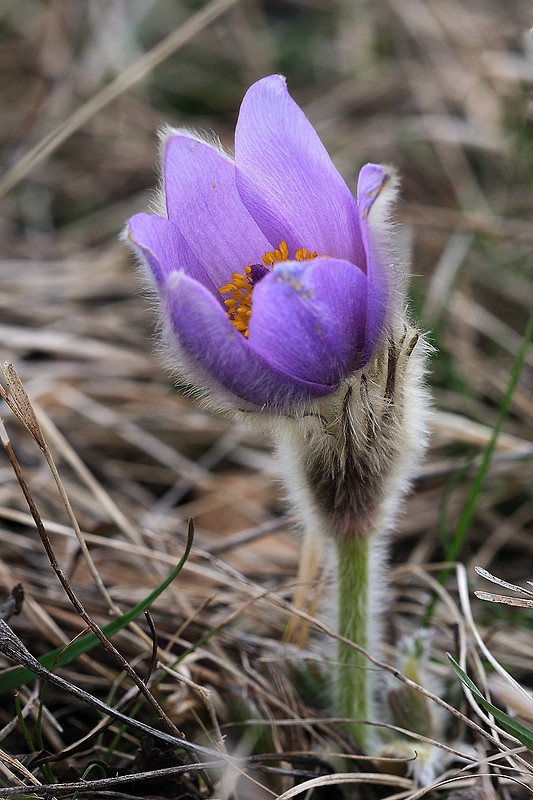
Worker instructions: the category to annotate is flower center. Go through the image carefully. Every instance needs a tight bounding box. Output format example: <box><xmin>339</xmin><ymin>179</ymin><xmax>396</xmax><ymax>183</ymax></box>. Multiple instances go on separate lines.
<box><xmin>219</xmin><ymin>240</ymin><xmax>319</xmax><ymax>337</ymax></box>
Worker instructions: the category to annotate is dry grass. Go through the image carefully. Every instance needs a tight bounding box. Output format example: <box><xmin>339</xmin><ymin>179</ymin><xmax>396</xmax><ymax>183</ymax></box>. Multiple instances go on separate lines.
<box><xmin>0</xmin><ymin>0</ymin><xmax>532</xmax><ymax>797</ymax></box>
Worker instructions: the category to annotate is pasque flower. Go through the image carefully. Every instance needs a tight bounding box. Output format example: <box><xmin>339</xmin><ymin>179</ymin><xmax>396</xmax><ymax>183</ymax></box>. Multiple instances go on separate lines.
<box><xmin>126</xmin><ymin>75</ymin><xmax>430</xmax><ymax>755</ymax></box>
<box><xmin>125</xmin><ymin>74</ymin><xmax>396</xmax><ymax>410</ymax></box>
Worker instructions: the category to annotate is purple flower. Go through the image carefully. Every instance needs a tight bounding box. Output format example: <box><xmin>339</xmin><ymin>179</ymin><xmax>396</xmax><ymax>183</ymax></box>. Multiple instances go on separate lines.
<box><xmin>125</xmin><ymin>75</ymin><xmax>397</xmax><ymax>410</ymax></box>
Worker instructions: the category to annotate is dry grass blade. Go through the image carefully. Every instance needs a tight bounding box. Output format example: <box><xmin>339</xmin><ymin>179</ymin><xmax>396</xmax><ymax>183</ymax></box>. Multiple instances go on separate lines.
<box><xmin>475</xmin><ymin>593</ymin><xmax>533</xmax><ymax>608</ymax></box>
<box><xmin>33</xmin><ymin>403</ymin><xmax>146</xmax><ymax>547</ymax></box>
<box><xmin>0</xmin><ymin>0</ymin><xmax>241</xmax><ymax>200</ymax></box>
<box><xmin>399</xmin><ymin>204</ymin><xmax>533</xmax><ymax>242</ymax></box>
<box><xmin>475</xmin><ymin>566</ymin><xmax>533</xmax><ymax>597</ymax></box>
<box><xmin>475</xmin><ymin>566</ymin><xmax>533</xmax><ymax>607</ymax></box>
<box><xmin>0</xmin><ymin>747</ymin><xmax>43</xmax><ymax>789</ymax></box>
<box><xmin>0</xmin><ymin>362</ymin><xmax>45</xmax><ymax>450</ymax></box>
<box><xmin>274</xmin><ymin>771</ymin><xmax>414</xmax><ymax>799</ymax></box>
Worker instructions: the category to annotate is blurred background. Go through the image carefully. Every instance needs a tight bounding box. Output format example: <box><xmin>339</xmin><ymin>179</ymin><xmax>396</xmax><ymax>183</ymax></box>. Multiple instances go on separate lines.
<box><xmin>0</xmin><ymin>1</ymin><xmax>532</xmax><ymax>797</ymax></box>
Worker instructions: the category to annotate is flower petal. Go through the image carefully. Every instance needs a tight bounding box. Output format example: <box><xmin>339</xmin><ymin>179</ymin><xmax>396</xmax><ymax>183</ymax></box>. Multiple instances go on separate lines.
<box><xmin>357</xmin><ymin>163</ymin><xmax>397</xmax><ymax>358</ymax></box>
<box><xmin>165</xmin><ymin>272</ymin><xmax>338</xmax><ymax>407</ymax></box>
<box><xmin>127</xmin><ymin>213</ymin><xmax>223</xmax><ymax>293</ymax></box>
<box><xmin>234</xmin><ymin>75</ymin><xmax>365</xmax><ymax>266</ymax></box>
<box><xmin>163</xmin><ymin>134</ymin><xmax>272</xmax><ymax>277</ymax></box>
<box><xmin>248</xmin><ymin>257</ymin><xmax>369</xmax><ymax>384</ymax></box>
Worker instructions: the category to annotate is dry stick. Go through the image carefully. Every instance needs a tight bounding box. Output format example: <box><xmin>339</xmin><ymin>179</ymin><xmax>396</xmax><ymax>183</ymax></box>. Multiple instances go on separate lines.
<box><xmin>0</xmin><ymin>762</ymin><xmax>224</xmax><ymax>800</ymax></box>
<box><xmin>143</xmin><ymin>610</ymin><xmax>160</xmax><ymax>686</ymax></box>
<box><xmin>0</xmin><ymin>743</ymin><xmax>60</xmax><ymax>800</ymax></box>
<box><xmin>0</xmin><ymin>416</ymin><xmax>182</xmax><ymax>739</ymax></box>
<box><xmin>0</xmin><ymin>0</ymin><xmax>241</xmax><ymax>200</ymax></box>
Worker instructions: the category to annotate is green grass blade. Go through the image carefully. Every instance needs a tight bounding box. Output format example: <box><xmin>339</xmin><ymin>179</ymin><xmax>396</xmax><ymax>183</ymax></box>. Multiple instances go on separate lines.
<box><xmin>448</xmin><ymin>654</ymin><xmax>533</xmax><ymax>750</ymax></box>
<box><xmin>0</xmin><ymin>520</ymin><xmax>194</xmax><ymax>695</ymax></box>
<box><xmin>446</xmin><ymin>310</ymin><xmax>533</xmax><ymax>564</ymax></box>
<box><xmin>425</xmin><ymin>311</ymin><xmax>533</xmax><ymax>624</ymax></box>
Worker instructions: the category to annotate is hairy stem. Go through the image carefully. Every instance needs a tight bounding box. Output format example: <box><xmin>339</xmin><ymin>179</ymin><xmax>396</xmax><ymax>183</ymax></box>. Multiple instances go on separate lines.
<box><xmin>269</xmin><ymin>328</ymin><xmax>428</xmax><ymax>754</ymax></box>
<box><xmin>336</xmin><ymin>535</ymin><xmax>372</xmax><ymax>751</ymax></box>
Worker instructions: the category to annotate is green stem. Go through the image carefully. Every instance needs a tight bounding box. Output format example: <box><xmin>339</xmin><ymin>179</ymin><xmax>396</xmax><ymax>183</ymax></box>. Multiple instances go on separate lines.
<box><xmin>336</xmin><ymin>535</ymin><xmax>371</xmax><ymax>751</ymax></box>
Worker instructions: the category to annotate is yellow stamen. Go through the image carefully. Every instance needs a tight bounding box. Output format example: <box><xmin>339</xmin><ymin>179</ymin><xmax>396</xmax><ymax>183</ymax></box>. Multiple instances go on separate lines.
<box><xmin>295</xmin><ymin>247</ymin><xmax>318</xmax><ymax>261</ymax></box>
<box><xmin>219</xmin><ymin>241</ymin><xmax>322</xmax><ymax>337</ymax></box>
<box><xmin>262</xmin><ymin>240</ymin><xmax>289</xmax><ymax>266</ymax></box>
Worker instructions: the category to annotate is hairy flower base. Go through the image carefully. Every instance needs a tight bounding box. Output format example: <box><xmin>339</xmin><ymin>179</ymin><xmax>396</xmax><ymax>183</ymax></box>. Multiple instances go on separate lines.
<box><xmin>219</xmin><ymin>240</ymin><xmax>320</xmax><ymax>336</ymax></box>
<box><xmin>272</xmin><ymin>321</ymin><xmax>429</xmax><ymax>541</ymax></box>
<box><xmin>306</xmin><ymin>330</ymin><xmax>419</xmax><ymax>539</ymax></box>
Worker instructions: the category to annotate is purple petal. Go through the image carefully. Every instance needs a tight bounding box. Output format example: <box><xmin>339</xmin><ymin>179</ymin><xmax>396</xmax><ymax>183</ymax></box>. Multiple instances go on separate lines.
<box><xmin>165</xmin><ymin>272</ymin><xmax>338</xmax><ymax>407</ymax></box>
<box><xmin>249</xmin><ymin>257</ymin><xmax>368</xmax><ymax>383</ymax></box>
<box><xmin>127</xmin><ymin>213</ymin><xmax>224</xmax><ymax>294</ymax></box>
<box><xmin>163</xmin><ymin>134</ymin><xmax>272</xmax><ymax>277</ymax></box>
<box><xmin>357</xmin><ymin>164</ymin><xmax>396</xmax><ymax>358</ymax></box>
<box><xmin>235</xmin><ymin>75</ymin><xmax>365</xmax><ymax>266</ymax></box>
